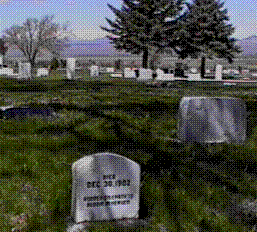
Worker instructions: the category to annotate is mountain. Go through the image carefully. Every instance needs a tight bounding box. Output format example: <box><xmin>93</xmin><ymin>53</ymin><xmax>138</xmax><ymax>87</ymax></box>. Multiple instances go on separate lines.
<box><xmin>4</xmin><ymin>35</ymin><xmax>257</xmax><ymax>59</ymax></box>
<box><xmin>235</xmin><ymin>35</ymin><xmax>257</xmax><ymax>56</ymax></box>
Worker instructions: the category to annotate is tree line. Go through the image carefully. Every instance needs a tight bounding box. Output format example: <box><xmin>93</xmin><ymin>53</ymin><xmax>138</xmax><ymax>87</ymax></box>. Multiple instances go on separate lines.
<box><xmin>0</xmin><ymin>0</ymin><xmax>241</xmax><ymax>79</ymax></box>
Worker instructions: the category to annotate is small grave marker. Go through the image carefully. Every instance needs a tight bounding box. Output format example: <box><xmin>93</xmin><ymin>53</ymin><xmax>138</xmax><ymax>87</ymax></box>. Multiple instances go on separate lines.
<box><xmin>124</xmin><ymin>68</ymin><xmax>136</xmax><ymax>78</ymax></box>
<box><xmin>37</xmin><ymin>68</ymin><xmax>49</xmax><ymax>77</ymax></box>
<box><xmin>106</xmin><ymin>67</ymin><xmax>115</xmax><ymax>72</ymax></box>
<box><xmin>215</xmin><ymin>64</ymin><xmax>223</xmax><ymax>80</ymax></box>
<box><xmin>137</xmin><ymin>68</ymin><xmax>153</xmax><ymax>81</ymax></box>
<box><xmin>71</xmin><ymin>152</ymin><xmax>140</xmax><ymax>223</ymax></box>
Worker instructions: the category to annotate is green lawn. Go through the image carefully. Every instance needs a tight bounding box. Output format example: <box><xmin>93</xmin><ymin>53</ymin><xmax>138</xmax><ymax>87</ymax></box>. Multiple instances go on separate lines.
<box><xmin>0</xmin><ymin>72</ymin><xmax>257</xmax><ymax>231</ymax></box>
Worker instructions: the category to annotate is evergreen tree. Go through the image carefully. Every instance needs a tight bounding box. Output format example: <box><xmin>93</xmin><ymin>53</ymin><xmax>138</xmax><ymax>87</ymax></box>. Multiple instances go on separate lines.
<box><xmin>0</xmin><ymin>38</ymin><xmax>9</xmax><ymax>66</ymax></box>
<box><xmin>170</xmin><ymin>0</ymin><xmax>242</xmax><ymax>78</ymax></box>
<box><xmin>100</xmin><ymin>0</ymin><xmax>189</xmax><ymax>69</ymax></box>
<box><xmin>49</xmin><ymin>57</ymin><xmax>60</xmax><ymax>75</ymax></box>
<box><xmin>0</xmin><ymin>38</ymin><xmax>8</xmax><ymax>56</ymax></box>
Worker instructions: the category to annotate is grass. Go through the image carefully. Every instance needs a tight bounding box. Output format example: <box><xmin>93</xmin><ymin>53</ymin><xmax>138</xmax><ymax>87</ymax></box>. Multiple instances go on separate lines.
<box><xmin>0</xmin><ymin>71</ymin><xmax>257</xmax><ymax>231</ymax></box>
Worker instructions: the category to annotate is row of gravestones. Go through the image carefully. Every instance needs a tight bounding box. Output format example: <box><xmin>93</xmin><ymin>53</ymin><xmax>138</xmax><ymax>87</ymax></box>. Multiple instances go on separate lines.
<box><xmin>90</xmin><ymin>65</ymin><xmax>225</xmax><ymax>81</ymax></box>
<box><xmin>67</xmin><ymin>97</ymin><xmax>249</xmax><ymax>231</ymax></box>
<box><xmin>0</xmin><ymin>57</ymin><xmax>77</xmax><ymax>79</ymax></box>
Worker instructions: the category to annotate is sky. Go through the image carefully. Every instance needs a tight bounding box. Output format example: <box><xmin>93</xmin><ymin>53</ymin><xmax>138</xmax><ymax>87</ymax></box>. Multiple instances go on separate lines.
<box><xmin>0</xmin><ymin>0</ymin><xmax>256</xmax><ymax>41</ymax></box>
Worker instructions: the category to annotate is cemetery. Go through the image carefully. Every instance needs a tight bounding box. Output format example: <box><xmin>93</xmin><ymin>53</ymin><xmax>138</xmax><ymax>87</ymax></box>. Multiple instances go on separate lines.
<box><xmin>0</xmin><ymin>67</ymin><xmax>257</xmax><ymax>231</ymax></box>
<box><xmin>0</xmin><ymin>50</ymin><xmax>257</xmax><ymax>232</ymax></box>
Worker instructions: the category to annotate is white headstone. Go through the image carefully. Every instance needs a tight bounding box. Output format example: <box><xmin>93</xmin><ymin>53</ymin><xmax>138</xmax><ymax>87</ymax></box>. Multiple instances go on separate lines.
<box><xmin>137</xmin><ymin>68</ymin><xmax>153</xmax><ymax>81</ymax></box>
<box><xmin>156</xmin><ymin>68</ymin><xmax>164</xmax><ymax>80</ymax></box>
<box><xmin>0</xmin><ymin>55</ymin><xmax>3</xmax><ymax>67</ymax></box>
<box><xmin>215</xmin><ymin>64</ymin><xmax>223</xmax><ymax>80</ymax></box>
<box><xmin>106</xmin><ymin>67</ymin><xmax>115</xmax><ymax>73</ymax></box>
<box><xmin>124</xmin><ymin>68</ymin><xmax>136</xmax><ymax>78</ymax></box>
<box><xmin>190</xmin><ymin>68</ymin><xmax>197</xmax><ymax>73</ymax></box>
<box><xmin>90</xmin><ymin>66</ymin><xmax>99</xmax><ymax>77</ymax></box>
<box><xmin>67</xmin><ymin>58</ymin><xmax>76</xmax><ymax>79</ymax></box>
<box><xmin>177</xmin><ymin>97</ymin><xmax>247</xmax><ymax>145</ymax></box>
<box><xmin>71</xmin><ymin>152</ymin><xmax>140</xmax><ymax>223</ymax></box>
<box><xmin>156</xmin><ymin>68</ymin><xmax>175</xmax><ymax>81</ymax></box>
<box><xmin>37</xmin><ymin>68</ymin><xmax>49</xmax><ymax>77</ymax></box>
<box><xmin>242</xmin><ymin>69</ymin><xmax>249</xmax><ymax>75</ymax></box>
<box><xmin>0</xmin><ymin>68</ymin><xmax>13</xmax><ymax>75</ymax></box>
<box><xmin>19</xmin><ymin>63</ymin><xmax>31</xmax><ymax>79</ymax></box>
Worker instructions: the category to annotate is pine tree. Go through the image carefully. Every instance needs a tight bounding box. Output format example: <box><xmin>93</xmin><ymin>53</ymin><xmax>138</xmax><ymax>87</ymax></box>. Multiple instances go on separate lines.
<box><xmin>0</xmin><ymin>38</ymin><xmax>9</xmax><ymax>67</ymax></box>
<box><xmin>100</xmin><ymin>0</ymin><xmax>189</xmax><ymax>69</ymax></box>
<box><xmin>171</xmin><ymin>0</ymin><xmax>242</xmax><ymax>78</ymax></box>
<box><xmin>0</xmin><ymin>38</ymin><xmax>8</xmax><ymax>56</ymax></box>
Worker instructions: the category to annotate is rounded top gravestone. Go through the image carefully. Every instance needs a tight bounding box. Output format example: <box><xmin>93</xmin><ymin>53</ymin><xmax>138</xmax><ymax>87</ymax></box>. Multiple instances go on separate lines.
<box><xmin>177</xmin><ymin>97</ymin><xmax>247</xmax><ymax>145</ymax></box>
<box><xmin>71</xmin><ymin>152</ymin><xmax>140</xmax><ymax>224</ymax></box>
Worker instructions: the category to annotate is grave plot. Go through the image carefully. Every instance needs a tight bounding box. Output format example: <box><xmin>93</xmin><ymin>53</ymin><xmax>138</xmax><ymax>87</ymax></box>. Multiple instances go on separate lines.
<box><xmin>0</xmin><ymin>106</ymin><xmax>57</xmax><ymax>120</ymax></box>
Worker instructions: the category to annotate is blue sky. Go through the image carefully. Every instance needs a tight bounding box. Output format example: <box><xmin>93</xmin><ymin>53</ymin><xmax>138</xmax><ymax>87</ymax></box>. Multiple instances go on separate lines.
<box><xmin>0</xmin><ymin>0</ymin><xmax>256</xmax><ymax>41</ymax></box>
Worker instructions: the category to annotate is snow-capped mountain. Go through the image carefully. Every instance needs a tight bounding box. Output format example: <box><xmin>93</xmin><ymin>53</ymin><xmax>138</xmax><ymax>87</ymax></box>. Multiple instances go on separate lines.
<box><xmin>4</xmin><ymin>35</ymin><xmax>257</xmax><ymax>58</ymax></box>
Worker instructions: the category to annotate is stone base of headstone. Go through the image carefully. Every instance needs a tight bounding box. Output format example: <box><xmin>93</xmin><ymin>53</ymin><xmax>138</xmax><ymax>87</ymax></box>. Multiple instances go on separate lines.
<box><xmin>66</xmin><ymin>216</ymin><xmax>152</xmax><ymax>232</ymax></box>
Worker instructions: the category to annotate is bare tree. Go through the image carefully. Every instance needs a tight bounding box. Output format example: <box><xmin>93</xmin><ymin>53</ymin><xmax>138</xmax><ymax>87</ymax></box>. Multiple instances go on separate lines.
<box><xmin>2</xmin><ymin>15</ymin><xmax>74</xmax><ymax>78</ymax></box>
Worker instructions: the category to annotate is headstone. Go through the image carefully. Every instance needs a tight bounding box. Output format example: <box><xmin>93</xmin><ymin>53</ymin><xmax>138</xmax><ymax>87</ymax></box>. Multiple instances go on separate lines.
<box><xmin>106</xmin><ymin>67</ymin><xmax>115</xmax><ymax>73</ymax></box>
<box><xmin>156</xmin><ymin>68</ymin><xmax>175</xmax><ymax>81</ymax></box>
<box><xmin>156</xmin><ymin>68</ymin><xmax>164</xmax><ymax>80</ymax></box>
<box><xmin>242</xmin><ymin>69</ymin><xmax>249</xmax><ymax>75</ymax></box>
<box><xmin>90</xmin><ymin>66</ymin><xmax>99</xmax><ymax>77</ymax></box>
<box><xmin>124</xmin><ymin>68</ymin><xmax>136</xmax><ymax>78</ymax></box>
<box><xmin>215</xmin><ymin>64</ymin><xmax>222</xmax><ymax>80</ymax></box>
<box><xmin>206</xmin><ymin>69</ymin><xmax>211</xmax><ymax>74</ymax></box>
<box><xmin>190</xmin><ymin>68</ymin><xmax>198</xmax><ymax>73</ymax></box>
<box><xmin>67</xmin><ymin>58</ymin><xmax>76</xmax><ymax>79</ymax></box>
<box><xmin>71</xmin><ymin>152</ymin><xmax>140</xmax><ymax>223</ymax></box>
<box><xmin>177</xmin><ymin>97</ymin><xmax>247</xmax><ymax>144</ymax></box>
<box><xmin>0</xmin><ymin>68</ymin><xmax>13</xmax><ymax>75</ymax></box>
<box><xmin>0</xmin><ymin>55</ymin><xmax>3</xmax><ymax>67</ymax></box>
<box><xmin>137</xmin><ymin>68</ymin><xmax>153</xmax><ymax>81</ymax></box>
<box><xmin>19</xmin><ymin>63</ymin><xmax>31</xmax><ymax>79</ymax></box>
<box><xmin>37</xmin><ymin>68</ymin><xmax>49</xmax><ymax>77</ymax></box>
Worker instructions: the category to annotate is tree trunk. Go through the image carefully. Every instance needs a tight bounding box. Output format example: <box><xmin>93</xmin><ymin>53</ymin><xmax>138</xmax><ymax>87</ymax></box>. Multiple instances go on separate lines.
<box><xmin>201</xmin><ymin>56</ymin><xmax>206</xmax><ymax>79</ymax></box>
<box><xmin>142</xmin><ymin>49</ymin><xmax>149</xmax><ymax>69</ymax></box>
<box><xmin>30</xmin><ymin>59</ymin><xmax>36</xmax><ymax>80</ymax></box>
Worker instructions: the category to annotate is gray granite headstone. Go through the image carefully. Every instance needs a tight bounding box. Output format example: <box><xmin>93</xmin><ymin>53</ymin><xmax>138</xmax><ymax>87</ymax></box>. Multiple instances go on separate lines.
<box><xmin>177</xmin><ymin>97</ymin><xmax>247</xmax><ymax>145</ymax></box>
<box><xmin>71</xmin><ymin>152</ymin><xmax>140</xmax><ymax>223</ymax></box>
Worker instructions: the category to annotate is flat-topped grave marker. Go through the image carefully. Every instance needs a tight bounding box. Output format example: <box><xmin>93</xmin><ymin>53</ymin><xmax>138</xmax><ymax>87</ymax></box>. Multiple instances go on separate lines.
<box><xmin>137</xmin><ymin>68</ymin><xmax>153</xmax><ymax>81</ymax></box>
<box><xmin>124</xmin><ymin>68</ymin><xmax>136</xmax><ymax>78</ymax></box>
<box><xmin>177</xmin><ymin>97</ymin><xmax>247</xmax><ymax>145</ymax></box>
<box><xmin>71</xmin><ymin>152</ymin><xmax>140</xmax><ymax>223</ymax></box>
